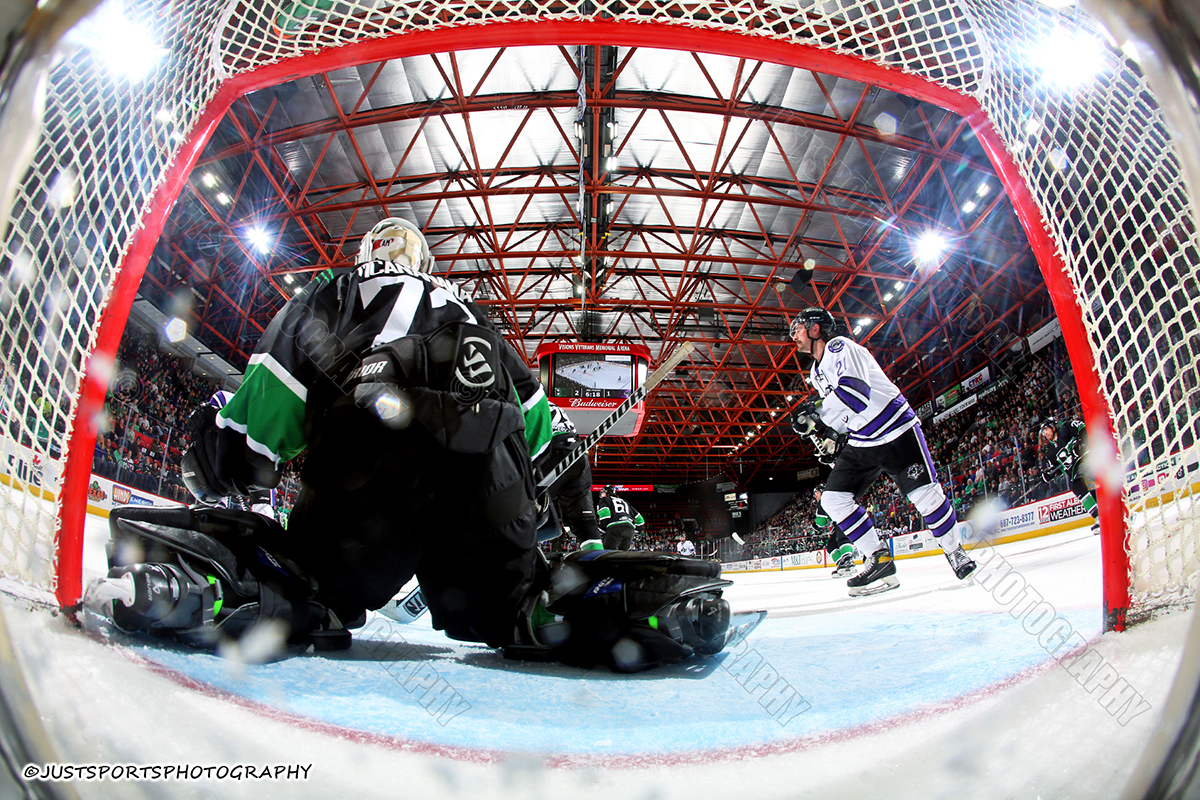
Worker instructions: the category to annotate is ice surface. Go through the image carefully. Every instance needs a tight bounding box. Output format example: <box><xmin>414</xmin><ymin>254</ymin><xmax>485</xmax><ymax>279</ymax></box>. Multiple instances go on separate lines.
<box><xmin>0</xmin><ymin>514</ymin><xmax>1189</xmax><ymax>799</ymax></box>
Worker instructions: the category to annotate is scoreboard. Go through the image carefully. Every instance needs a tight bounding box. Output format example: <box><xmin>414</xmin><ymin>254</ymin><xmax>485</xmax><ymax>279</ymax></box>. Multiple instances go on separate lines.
<box><xmin>534</xmin><ymin>341</ymin><xmax>651</xmax><ymax>436</ymax></box>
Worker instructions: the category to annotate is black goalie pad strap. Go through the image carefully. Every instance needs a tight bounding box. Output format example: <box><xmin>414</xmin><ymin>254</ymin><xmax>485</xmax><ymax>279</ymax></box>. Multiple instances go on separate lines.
<box><xmin>108</xmin><ymin>506</ymin><xmax>290</xmax><ymax>599</ymax></box>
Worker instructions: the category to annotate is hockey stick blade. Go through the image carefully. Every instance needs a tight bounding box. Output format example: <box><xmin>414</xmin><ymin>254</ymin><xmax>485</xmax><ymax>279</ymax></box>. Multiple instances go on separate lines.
<box><xmin>536</xmin><ymin>341</ymin><xmax>696</xmax><ymax>493</ymax></box>
<box><xmin>718</xmin><ymin>610</ymin><xmax>767</xmax><ymax>651</ymax></box>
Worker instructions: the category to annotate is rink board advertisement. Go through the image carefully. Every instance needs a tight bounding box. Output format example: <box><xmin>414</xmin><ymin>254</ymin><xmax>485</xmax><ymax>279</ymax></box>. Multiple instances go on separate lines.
<box><xmin>83</xmin><ymin>474</ymin><xmax>184</xmax><ymax>514</ymax></box>
<box><xmin>0</xmin><ymin>435</ymin><xmax>55</xmax><ymax>496</ymax></box>
<box><xmin>0</xmin><ymin>435</ymin><xmax>183</xmax><ymax>514</ymax></box>
<box><xmin>1124</xmin><ymin>445</ymin><xmax>1200</xmax><ymax>504</ymax></box>
<box><xmin>724</xmin><ymin>552</ymin><xmax>826</xmax><ymax>573</ymax></box>
<box><xmin>724</xmin><ymin>491</ymin><xmax>1098</xmax><ymax>572</ymax></box>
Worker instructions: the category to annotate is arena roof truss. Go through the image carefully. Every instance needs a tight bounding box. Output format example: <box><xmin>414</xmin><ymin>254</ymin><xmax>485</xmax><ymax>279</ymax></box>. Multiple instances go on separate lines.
<box><xmin>139</xmin><ymin>43</ymin><xmax>1050</xmax><ymax>486</ymax></box>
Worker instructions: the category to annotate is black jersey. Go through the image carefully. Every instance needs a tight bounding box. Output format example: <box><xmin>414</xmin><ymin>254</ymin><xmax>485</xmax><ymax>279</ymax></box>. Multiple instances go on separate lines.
<box><xmin>216</xmin><ymin>260</ymin><xmax>552</xmax><ymax>475</ymax></box>
<box><xmin>597</xmin><ymin>494</ymin><xmax>645</xmax><ymax>530</ymax></box>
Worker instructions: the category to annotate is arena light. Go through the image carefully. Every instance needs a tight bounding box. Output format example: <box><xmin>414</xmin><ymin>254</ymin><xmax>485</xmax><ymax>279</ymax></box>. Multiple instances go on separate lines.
<box><xmin>1029</xmin><ymin>27</ymin><xmax>1107</xmax><ymax>91</ymax></box>
<box><xmin>68</xmin><ymin>1</ymin><xmax>167</xmax><ymax>83</ymax></box>
<box><xmin>216</xmin><ymin>192</ymin><xmax>231</xmax><ymax>206</ymax></box>
<box><xmin>245</xmin><ymin>227</ymin><xmax>272</xmax><ymax>254</ymax></box>
<box><xmin>201</xmin><ymin>173</ymin><xmax>218</xmax><ymax>188</ymax></box>
<box><xmin>164</xmin><ymin>317</ymin><xmax>187</xmax><ymax>343</ymax></box>
<box><xmin>914</xmin><ymin>229</ymin><xmax>950</xmax><ymax>265</ymax></box>
<box><xmin>962</xmin><ymin>200</ymin><xmax>977</xmax><ymax>214</ymax></box>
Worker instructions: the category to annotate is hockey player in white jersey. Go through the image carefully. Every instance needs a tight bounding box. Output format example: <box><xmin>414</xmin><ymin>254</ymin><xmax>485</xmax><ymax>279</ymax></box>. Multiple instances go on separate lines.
<box><xmin>789</xmin><ymin>307</ymin><xmax>975</xmax><ymax>595</ymax></box>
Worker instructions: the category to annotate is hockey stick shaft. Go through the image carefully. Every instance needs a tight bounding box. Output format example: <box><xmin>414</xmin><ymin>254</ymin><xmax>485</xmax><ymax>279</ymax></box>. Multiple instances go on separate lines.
<box><xmin>535</xmin><ymin>340</ymin><xmax>695</xmax><ymax>492</ymax></box>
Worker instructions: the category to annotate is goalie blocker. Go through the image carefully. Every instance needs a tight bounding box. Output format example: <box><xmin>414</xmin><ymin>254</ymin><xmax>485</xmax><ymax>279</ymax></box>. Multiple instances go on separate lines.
<box><xmin>87</xmin><ymin>507</ymin><xmax>736</xmax><ymax>671</ymax></box>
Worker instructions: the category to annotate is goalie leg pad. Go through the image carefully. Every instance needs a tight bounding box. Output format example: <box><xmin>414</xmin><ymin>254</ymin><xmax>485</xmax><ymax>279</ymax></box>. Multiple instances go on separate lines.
<box><xmin>510</xmin><ymin>550</ymin><xmax>733</xmax><ymax>672</ymax></box>
<box><xmin>102</xmin><ymin>506</ymin><xmax>349</xmax><ymax>652</ymax></box>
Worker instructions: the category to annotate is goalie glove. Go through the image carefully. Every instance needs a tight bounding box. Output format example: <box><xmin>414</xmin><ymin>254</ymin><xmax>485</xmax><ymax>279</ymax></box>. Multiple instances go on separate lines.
<box><xmin>180</xmin><ymin>402</ymin><xmax>281</xmax><ymax>505</ymax></box>
<box><xmin>508</xmin><ymin>550</ymin><xmax>732</xmax><ymax>673</ymax></box>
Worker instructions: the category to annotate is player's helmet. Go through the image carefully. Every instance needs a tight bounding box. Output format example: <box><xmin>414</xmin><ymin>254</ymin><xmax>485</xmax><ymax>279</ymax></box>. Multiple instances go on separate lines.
<box><xmin>601</xmin><ymin>485</ymin><xmax>616</xmax><ymax>496</ymax></box>
<box><xmin>356</xmin><ymin>217</ymin><xmax>433</xmax><ymax>273</ymax></box>
<box><xmin>814</xmin><ymin>483</ymin><xmax>825</xmax><ymax>496</ymax></box>
<box><xmin>789</xmin><ymin>307</ymin><xmax>837</xmax><ymax>341</ymax></box>
<box><xmin>1040</xmin><ymin>416</ymin><xmax>1057</xmax><ymax>438</ymax></box>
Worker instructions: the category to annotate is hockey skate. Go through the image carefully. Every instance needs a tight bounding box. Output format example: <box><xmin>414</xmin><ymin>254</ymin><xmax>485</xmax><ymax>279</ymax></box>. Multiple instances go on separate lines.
<box><xmin>830</xmin><ymin>552</ymin><xmax>856</xmax><ymax>578</ymax></box>
<box><xmin>945</xmin><ymin>546</ymin><xmax>977</xmax><ymax>580</ymax></box>
<box><xmin>846</xmin><ymin>548</ymin><xmax>899</xmax><ymax>596</ymax></box>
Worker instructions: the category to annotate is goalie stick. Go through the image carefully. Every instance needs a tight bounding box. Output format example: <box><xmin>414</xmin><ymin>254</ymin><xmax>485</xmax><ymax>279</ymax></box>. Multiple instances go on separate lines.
<box><xmin>381</xmin><ymin>341</ymin><xmax>696</xmax><ymax>624</ymax></box>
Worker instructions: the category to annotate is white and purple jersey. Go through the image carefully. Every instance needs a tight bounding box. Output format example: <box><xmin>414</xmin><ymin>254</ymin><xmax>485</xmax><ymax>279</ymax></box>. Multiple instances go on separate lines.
<box><xmin>810</xmin><ymin>336</ymin><xmax>917</xmax><ymax>448</ymax></box>
<box><xmin>207</xmin><ymin>390</ymin><xmax>235</xmax><ymax>409</ymax></box>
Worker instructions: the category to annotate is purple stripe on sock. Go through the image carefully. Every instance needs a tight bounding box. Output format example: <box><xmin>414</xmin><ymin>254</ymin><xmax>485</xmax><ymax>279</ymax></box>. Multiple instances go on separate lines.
<box><xmin>844</xmin><ymin>519</ymin><xmax>876</xmax><ymax>542</ymax></box>
<box><xmin>927</xmin><ymin>499</ymin><xmax>956</xmax><ymax>537</ymax></box>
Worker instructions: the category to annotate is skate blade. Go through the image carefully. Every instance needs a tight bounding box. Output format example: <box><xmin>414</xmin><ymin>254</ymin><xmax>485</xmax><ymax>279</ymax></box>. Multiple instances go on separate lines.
<box><xmin>848</xmin><ymin>576</ymin><xmax>900</xmax><ymax>597</ymax></box>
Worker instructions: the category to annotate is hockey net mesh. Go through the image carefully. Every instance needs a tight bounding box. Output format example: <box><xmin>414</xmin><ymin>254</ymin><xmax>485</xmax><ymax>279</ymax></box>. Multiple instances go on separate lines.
<box><xmin>0</xmin><ymin>0</ymin><xmax>1196</xmax><ymax>621</ymax></box>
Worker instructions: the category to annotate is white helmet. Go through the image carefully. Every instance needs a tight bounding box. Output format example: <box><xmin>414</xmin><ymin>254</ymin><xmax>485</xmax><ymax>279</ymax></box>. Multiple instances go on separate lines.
<box><xmin>356</xmin><ymin>217</ymin><xmax>433</xmax><ymax>273</ymax></box>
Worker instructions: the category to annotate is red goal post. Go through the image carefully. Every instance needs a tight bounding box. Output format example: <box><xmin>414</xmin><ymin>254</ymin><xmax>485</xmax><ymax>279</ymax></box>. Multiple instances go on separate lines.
<box><xmin>1</xmin><ymin>1</ymin><xmax>1193</xmax><ymax>631</ymax></box>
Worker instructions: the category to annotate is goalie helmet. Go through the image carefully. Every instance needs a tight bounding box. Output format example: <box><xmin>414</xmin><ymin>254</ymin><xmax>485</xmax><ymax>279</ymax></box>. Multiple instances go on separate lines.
<box><xmin>788</xmin><ymin>307</ymin><xmax>837</xmax><ymax>341</ymax></box>
<box><xmin>356</xmin><ymin>217</ymin><xmax>433</xmax><ymax>273</ymax></box>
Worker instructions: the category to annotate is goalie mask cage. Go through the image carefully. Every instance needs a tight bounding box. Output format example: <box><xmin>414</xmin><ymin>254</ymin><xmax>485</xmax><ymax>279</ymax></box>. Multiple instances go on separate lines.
<box><xmin>1</xmin><ymin>0</ymin><xmax>1197</xmax><ymax>630</ymax></box>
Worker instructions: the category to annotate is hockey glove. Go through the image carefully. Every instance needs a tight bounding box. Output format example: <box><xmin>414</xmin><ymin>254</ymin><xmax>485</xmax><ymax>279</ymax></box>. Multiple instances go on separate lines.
<box><xmin>508</xmin><ymin>550</ymin><xmax>733</xmax><ymax>672</ymax></box>
<box><xmin>180</xmin><ymin>405</ymin><xmax>234</xmax><ymax>504</ymax></box>
<box><xmin>181</xmin><ymin>405</ymin><xmax>282</xmax><ymax>505</ymax></box>
<box><xmin>791</xmin><ymin>397</ymin><xmax>825</xmax><ymax>436</ymax></box>
<box><xmin>791</xmin><ymin>410</ymin><xmax>819</xmax><ymax>437</ymax></box>
<box><xmin>811</xmin><ymin>432</ymin><xmax>846</xmax><ymax>466</ymax></box>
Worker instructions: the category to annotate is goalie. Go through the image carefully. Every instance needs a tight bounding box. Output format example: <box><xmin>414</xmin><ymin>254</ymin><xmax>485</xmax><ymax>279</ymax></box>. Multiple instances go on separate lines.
<box><xmin>788</xmin><ymin>306</ymin><xmax>976</xmax><ymax>596</ymax></box>
<box><xmin>87</xmin><ymin>217</ymin><xmax>732</xmax><ymax>672</ymax></box>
